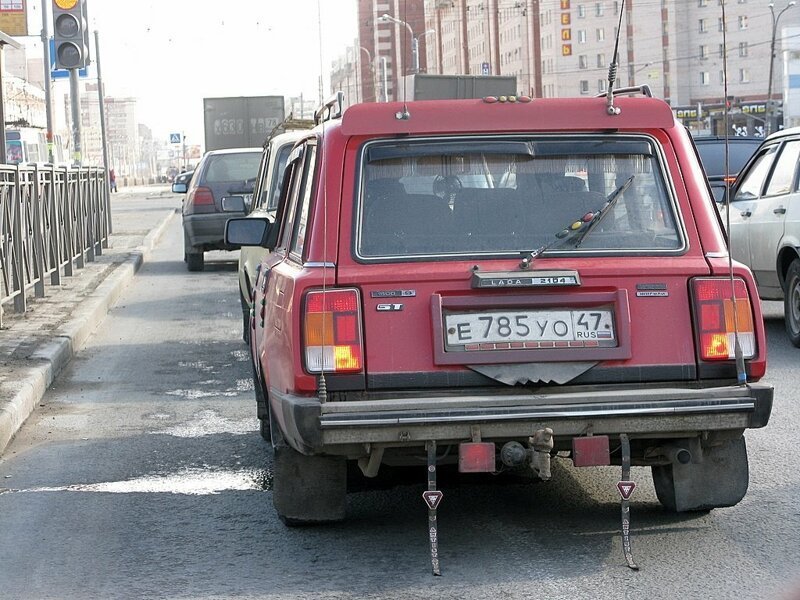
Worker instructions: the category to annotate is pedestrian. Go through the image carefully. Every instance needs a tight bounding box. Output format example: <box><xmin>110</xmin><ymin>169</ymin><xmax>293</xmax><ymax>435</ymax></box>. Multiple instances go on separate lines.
<box><xmin>109</xmin><ymin>168</ymin><xmax>117</xmax><ymax>192</ymax></box>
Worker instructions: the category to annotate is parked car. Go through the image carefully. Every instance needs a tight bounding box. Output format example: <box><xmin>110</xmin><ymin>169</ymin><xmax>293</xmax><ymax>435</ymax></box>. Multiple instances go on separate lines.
<box><xmin>225</xmin><ymin>92</ymin><xmax>772</xmax><ymax>526</ymax></box>
<box><xmin>172</xmin><ymin>169</ymin><xmax>194</xmax><ymax>189</ymax></box>
<box><xmin>727</xmin><ymin>126</ymin><xmax>800</xmax><ymax>346</ymax></box>
<box><xmin>237</xmin><ymin>129</ymin><xmax>312</xmax><ymax>344</ymax></box>
<box><xmin>175</xmin><ymin>147</ymin><xmax>261</xmax><ymax>271</ymax></box>
<box><xmin>693</xmin><ymin>136</ymin><xmax>762</xmax><ymax>203</ymax></box>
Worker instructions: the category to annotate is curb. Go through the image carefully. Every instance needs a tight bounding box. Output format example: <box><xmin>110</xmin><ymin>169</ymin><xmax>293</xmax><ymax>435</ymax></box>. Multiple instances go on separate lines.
<box><xmin>0</xmin><ymin>209</ymin><xmax>177</xmax><ymax>455</ymax></box>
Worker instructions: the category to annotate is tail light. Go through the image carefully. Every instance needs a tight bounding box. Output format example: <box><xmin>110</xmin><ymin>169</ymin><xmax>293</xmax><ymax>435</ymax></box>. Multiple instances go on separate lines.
<box><xmin>303</xmin><ymin>288</ymin><xmax>364</xmax><ymax>373</ymax></box>
<box><xmin>691</xmin><ymin>277</ymin><xmax>756</xmax><ymax>361</ymax></box>
<box><xmin>187</xmin><ymin>186</ymin><xmax>215</xmax><ymax>214</ymax></box>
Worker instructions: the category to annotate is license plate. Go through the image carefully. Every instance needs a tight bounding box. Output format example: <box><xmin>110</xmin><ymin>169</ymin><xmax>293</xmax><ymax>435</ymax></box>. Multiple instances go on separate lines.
<box><xmin>444</xmin><ymin>308</ymin><xmax>615</xmax><ymax>348</ymax></box>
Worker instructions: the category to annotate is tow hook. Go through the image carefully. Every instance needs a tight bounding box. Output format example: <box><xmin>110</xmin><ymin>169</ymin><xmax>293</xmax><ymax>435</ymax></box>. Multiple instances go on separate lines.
<box><xmin>530</xmin><ymin>428</ymin><xmax>554</xmax><ymax>481</ymax></box>
<box><xmin>499</xmin><ymin>427</ymin><xmax>554</xmax><ymax>481</ymax></box>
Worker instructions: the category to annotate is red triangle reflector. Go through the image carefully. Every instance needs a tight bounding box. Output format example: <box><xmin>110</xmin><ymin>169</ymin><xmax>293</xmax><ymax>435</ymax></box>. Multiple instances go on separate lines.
<box><xmin>617</xmin><ymin>480</ymin><xmax>636</xmax><ymax>500</ymax></box>
<box><xmin>422</xmin><ymin>490</ymin><xmax>443</xmax><ymax>510</ymax></box>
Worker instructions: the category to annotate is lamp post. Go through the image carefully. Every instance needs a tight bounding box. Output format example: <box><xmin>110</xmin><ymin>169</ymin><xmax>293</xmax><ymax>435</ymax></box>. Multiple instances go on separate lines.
<box><xmin>379</xmin><ymin>13</ymin><xmax>419</xmax><ymax>74</ymax></box>
<box><xmin>417</xmin><ymin>29</ymin><xmax>435</xmax><ymax>73</ymax></box>
<box><xmin>359</xmin><ymin>46</ymin><xmax>376</xmax><ymax>102</ymax></box>
<box><xmin>767</xmin><ymin>1</ymin><xmax>796</xmax><ymax>135</ymax></box>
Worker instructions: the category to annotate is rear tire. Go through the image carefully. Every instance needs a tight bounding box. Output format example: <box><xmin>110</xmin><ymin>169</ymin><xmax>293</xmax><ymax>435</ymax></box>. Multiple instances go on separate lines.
<box><xmin>272</xmin><ymin>445</ymin><xmax>346</xmax><ymax>526</ymax></box>
<box><xmin>652</xmin><ymin>436</ymin><xmax>749</xmax><ymax>512</ymax></box>
<box><xmin>186</xmin><ymin>251</ymin><xmax>204</xmax><ymax>272</ymax></box>
<box><xmin>784</xmin><ymin>258</ymin><xmax>800</xmax><ymax>347</ymax></box>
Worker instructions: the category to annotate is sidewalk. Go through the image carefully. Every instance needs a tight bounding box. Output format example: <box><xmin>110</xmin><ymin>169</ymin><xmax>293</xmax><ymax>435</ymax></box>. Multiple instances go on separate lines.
<box><xmin>0</xmin><ymin>186</ymin><xmax>181</xmax><ymax>454</ymax></box>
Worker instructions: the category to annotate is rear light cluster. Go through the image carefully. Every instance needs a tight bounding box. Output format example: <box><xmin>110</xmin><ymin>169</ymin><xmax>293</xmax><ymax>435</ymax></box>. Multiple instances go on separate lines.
<box><xmin>691</xmin><ymin>277</ymin><xmax>756</xmax><ymax>361</ymax></box>
<box><xmin>303</xmin><ymin>289</ymin><xmax>364</xmax><ymax>373</ymax></box>
<box><xmin>186</xmin><ymin>186</ymin><xmax>215</xmax><ymax>214</ymax></box>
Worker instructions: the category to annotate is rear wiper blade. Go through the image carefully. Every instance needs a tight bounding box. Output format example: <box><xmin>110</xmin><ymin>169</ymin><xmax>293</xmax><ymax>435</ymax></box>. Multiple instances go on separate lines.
<box><xmin>519</xmin><ymin>175</ymin><xmax>635</xmax><ymax>269</ymax></box>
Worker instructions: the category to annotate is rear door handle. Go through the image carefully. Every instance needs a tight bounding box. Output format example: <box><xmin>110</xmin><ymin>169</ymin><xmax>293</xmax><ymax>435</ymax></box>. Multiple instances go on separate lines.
<box><xmin>740</xmin><ymin>209</ymin><xmax>752</xmax><ymax>218</ymax></box>
<box><xmin>774</xmin><ymin>206</ymin><xmax>787</xmax><ymax>215</ymax></box>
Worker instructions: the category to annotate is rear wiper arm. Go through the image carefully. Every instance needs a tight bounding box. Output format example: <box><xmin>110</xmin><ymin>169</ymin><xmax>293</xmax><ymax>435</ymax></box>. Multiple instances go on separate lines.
<box><xmin>573</xmin><ymin>175</ymin><xmax>635</xmax><ymax>248</ymax></box>
<box><xmin>519</xmin><ymin>175</ymin><xmax>635</xmax><ymax>269</ymax></box>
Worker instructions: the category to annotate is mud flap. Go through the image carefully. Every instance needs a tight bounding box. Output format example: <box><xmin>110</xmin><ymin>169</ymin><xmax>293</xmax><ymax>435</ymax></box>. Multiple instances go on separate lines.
<box><xmin>652</xmin><ymin>436</ymin><xmax>749</xmax><ymax>512</ymax></box>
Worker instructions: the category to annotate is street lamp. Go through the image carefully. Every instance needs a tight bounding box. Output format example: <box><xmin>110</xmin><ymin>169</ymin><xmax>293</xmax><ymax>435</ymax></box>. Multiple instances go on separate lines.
<box><xmin>378</xmin><ymin>13</ymin><xmax>419</xmax><ymax>74</ymax></box>
<box><xmin>418</xmin><ymin>29</ymin><xmax>435</xmax><ymax>73</ymax></box>
<box><xmin>767</xmin><ymin>1</ymin><xmax>796</xmax><ymax>135</ymax></box>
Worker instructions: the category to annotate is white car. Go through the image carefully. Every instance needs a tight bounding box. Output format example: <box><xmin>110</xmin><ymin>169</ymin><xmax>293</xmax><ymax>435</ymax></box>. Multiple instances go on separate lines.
<box><xmin>727</xmin><ymin>126</ymin><xmax>800</xmax><ymax>346</ymax></box>
<box><xmin>236</xmin><ymin>129</ymin><xmax>313</xmax><ymax>343</ymax></box>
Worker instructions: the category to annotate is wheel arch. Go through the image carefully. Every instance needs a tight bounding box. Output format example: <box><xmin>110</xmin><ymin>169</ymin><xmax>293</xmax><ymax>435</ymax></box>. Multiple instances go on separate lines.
<box><xmin>777</xmin><ymin>245</ymin><xmax>800</xmax><ymax>291</ymax></box>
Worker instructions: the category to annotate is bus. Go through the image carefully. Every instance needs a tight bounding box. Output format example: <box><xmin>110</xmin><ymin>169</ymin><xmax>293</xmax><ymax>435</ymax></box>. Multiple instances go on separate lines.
<box><xmin>5</xmin><ymin>128</ymin><xmax>69</xmax><ymax>165</ymax></box>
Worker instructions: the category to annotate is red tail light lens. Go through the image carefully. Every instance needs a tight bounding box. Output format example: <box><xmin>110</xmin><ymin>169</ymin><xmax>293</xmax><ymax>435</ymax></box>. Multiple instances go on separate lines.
<box><xmin>691</xmin><ymin>278</ymin><xmax>756</xmax><ymax>361</ymax></box>
<box><xmin>304</xmin><ymin>289</ymin><xmax>363</xmax><ymax>373</ymax></box>
<box><xmin>192</xmin><ymin>187</ymin><xmax>215</xmax><ymax>205</ymax></box>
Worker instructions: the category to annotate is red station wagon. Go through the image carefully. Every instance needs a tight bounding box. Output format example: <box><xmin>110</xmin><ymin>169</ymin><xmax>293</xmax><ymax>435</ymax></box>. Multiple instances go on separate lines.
<box><xmin>226</xmin><ymin>91</ymin><xmax>773</xmax><ymax>530</ymax></box>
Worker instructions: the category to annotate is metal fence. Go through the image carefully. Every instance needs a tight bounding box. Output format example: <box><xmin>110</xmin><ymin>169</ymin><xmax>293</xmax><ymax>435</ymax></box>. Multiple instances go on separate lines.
<box><xmin>0</xmin><ymin>165</ymin><xmax>110</xmax><ymax>327</ymax></box>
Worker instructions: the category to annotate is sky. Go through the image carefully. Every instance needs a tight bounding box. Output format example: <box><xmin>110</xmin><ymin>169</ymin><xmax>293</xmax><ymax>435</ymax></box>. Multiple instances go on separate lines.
<box><xmin>21</xmin><ymin>0</ymin><xmax>358</xmax><ymax>146</ymax></box>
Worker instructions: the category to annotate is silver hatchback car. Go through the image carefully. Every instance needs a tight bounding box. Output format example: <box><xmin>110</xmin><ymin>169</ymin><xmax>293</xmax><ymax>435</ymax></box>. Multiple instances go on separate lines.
<box><xmin>727</xmin><ymin>127</ymin><xmax>800</xmax><ymax>346</ymax></box>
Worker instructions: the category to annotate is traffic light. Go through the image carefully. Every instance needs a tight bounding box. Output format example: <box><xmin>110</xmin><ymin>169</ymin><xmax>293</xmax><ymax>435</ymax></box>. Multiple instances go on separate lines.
<box><xmin>52</xmin><ymin>0</ymin><xmax>90</xmax><ymax>70</ymax></box>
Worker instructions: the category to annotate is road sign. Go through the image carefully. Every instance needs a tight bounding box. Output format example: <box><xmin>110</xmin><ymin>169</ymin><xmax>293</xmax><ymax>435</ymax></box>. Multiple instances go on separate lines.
<box><xmin>169</xmin><ymin>133</ymin><xmax>182</xmax><ymax>144</ymax></box>
<box><xmin>49</xmin><ymin>38</ymin><xmax>87</xmax><ymax>79</ymax></box>
<box><xmin>481</xmin><ymin>62</ymin><xmax>490</xmax><ymax>76</ymax></box>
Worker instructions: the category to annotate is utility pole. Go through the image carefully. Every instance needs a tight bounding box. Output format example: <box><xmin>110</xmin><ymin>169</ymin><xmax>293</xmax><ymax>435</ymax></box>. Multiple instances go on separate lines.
<box><xmin>767</xmin><ymin>1</ymin><xmax>796</xmax><ymax>135</ymax></box>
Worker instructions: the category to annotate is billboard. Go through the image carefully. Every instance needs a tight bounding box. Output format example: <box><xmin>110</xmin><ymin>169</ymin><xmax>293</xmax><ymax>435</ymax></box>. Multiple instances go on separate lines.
<box><xmin>0</xmin><ymin>0</ymin><xmax>27</xmax><ymax>36</ymax></box>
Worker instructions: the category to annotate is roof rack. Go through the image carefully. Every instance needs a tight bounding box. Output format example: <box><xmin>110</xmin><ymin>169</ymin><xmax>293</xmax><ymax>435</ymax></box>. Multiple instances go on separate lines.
<box><xmin>314</xmin><ymin>91</ymin><xmax>345</xmax><ymax>125</ymax></box>
<box><xmin>595</xmin><ymin>84</ymin><xmax>653</xmax><ymax>99</ymax></box>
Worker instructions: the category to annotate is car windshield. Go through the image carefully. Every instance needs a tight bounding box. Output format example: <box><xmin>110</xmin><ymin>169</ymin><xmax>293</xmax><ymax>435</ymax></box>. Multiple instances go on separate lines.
<box><xmin>205</xmin><ymin>152</ymin><xmax>261</xmax><ymax>183</ymax></box>
<box><xmin>357</xmin><ymin>136</ymin><xmax>682</xmax><ymax>259</ymax></box>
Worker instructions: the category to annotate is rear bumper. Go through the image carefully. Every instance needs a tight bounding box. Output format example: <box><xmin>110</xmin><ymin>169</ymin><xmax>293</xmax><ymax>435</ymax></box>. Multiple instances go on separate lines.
<box><xmin>183</xmin><ymin>212</ymin><xmax>245</xmax><ymax>250</ymax></box>
<box><xmin>271</xmin><ymin>383</ymin><xmax>773</xmax><ymax>454</ymax></box>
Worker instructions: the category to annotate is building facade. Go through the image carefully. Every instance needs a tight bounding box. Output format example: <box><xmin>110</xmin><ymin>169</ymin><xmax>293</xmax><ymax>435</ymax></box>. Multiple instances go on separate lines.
<box><xmin>341</xmin><ymin>0</ymin><xmax>800</xmax><ymax>137</ymax></box>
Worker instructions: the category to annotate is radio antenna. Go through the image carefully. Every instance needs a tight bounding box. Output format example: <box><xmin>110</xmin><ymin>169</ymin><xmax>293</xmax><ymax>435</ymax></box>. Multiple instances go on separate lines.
<box><xmin>720</xmin><ymin>0</ymin><xmax>747</xmax><ymax>385</ymax></box>
<box><xmin>317</xmin><ymin>0</ymin><xmax>329</xmax><ymax>402</ymax></box>
<box><xmin>605</xmin><ymin>0</ymin><xmax>626</xmax><ymax>115</ymax></box>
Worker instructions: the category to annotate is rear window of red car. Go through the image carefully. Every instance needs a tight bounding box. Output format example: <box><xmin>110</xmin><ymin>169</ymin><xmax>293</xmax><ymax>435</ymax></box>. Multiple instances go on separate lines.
<box><xmin>355</xmin><ymin>135</ymin><xmax>684</xmax><ymax>260</ymax></box>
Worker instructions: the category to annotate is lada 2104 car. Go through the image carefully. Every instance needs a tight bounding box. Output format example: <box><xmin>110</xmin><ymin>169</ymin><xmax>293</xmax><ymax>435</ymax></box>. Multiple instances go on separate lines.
<box><xmin>226</xmin><ymin>90</ymin><xmax>773</xmax><ymax>528</ymax></box>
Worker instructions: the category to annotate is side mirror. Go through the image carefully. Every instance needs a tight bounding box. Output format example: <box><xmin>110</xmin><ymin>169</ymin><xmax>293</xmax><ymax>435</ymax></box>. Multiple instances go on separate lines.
<box><xmin>709</xmin><ymin>181</ymin><xmax>729</xmax><ymax>204</ymax></box>
<box><xmin>221</xmin><ymin>195</ymin><xmax>247</xmax><ymax>213</ymax></box>
<box><xmin>225</xmin><ymin>217</ymin><xmax>273</xmax><ymax>248</ymax></box>
<box><xmin>172</xmin><ymin>182</ymin><xmax>188</xmax><ymax>194</ymax></box>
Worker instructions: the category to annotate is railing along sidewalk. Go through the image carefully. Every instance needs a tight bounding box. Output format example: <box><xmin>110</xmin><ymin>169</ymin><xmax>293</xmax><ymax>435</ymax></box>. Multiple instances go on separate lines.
<box><xmin>0</xmin><ymin>164</ymin><xmax>110</xmax><ymax>328</ymax></box>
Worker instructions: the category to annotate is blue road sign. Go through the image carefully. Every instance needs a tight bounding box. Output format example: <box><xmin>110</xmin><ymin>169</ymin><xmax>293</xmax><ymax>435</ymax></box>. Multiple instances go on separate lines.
<box><xmin>481</xmin><ymin>62</ymin><xmax>490</xmax><ymax>76</ymax></box>
<box><xmin>169</xmin><ymin>133</ymin><xmax>182</xmax><ymax>144</ymax></box>
<box><xmin>50</xmin><ymin>38</ymin><xmax>87</xmax><ymax>79</ymax></box>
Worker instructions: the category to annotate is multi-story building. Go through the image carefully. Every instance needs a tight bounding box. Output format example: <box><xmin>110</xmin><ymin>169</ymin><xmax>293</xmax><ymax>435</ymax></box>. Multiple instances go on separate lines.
<box><xmin>414</xmin><ymin>0</ymin><xmax>800</xmax><ymax>136</ymax></box>
<box><xmin>358</xmin><ymin>0</ymin><xmax>428</xmax><ymax>102</ymax></box>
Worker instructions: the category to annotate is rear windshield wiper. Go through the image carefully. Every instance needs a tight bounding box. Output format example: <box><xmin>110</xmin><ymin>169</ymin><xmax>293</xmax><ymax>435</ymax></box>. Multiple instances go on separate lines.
<box><xmin>520</xmin><ymin>175</ymin><xmax>635</xmax><ymax>269</ymax></box>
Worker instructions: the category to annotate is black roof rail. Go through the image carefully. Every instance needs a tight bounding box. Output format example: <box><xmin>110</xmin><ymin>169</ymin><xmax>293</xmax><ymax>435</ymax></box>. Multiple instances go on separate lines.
<box><xmin>595</xmin><ymin>84</ymin><xmax>653</xmax><ymax>99</ymax></box>
<box><xmin>314</xmin><ymin>91</ymin><xmax>345</xmax><ymax>125</ymax></box>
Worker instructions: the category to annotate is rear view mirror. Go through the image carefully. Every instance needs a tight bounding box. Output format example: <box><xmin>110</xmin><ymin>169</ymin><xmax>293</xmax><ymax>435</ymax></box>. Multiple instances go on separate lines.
<box><xmin>222</xmin><ymin>195</ymin><xmax>247</xmax><ymax>213</ymax></box>
<box><xmin>225</xmin><ymin>217</ymin><xmax>273</xmax><ymax>248</ymax></box>
<box><xmin>172</xmin><ymin>182</ymin><xmax>188</xmax><ymax>194</ymax></box>
<box><xmin>709</xmin><ymin>181</ymin><xmax>729</xmax><ymax>204</ymax></box>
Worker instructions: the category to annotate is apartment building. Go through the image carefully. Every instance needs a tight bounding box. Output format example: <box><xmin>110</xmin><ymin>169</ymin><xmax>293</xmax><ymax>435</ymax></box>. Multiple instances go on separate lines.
<box><xmin>416</xmin><ymin>0</ymin><xmax>800</xmax><ymax>136</ymax></box>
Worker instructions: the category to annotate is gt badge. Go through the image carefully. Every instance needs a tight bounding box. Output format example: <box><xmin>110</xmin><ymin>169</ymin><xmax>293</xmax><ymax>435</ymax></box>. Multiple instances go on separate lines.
<box><xmin>376</xmin><ymin>303</ymin><xmax>404</xmax><ymax>312</ymax></box>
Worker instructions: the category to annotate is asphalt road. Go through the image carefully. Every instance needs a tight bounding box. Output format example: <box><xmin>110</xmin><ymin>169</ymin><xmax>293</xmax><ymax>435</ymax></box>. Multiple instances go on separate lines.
<box><xmin>1</xmin><ymin>192</ymin><xmax>799</xmax><ymax>600</ymax></box>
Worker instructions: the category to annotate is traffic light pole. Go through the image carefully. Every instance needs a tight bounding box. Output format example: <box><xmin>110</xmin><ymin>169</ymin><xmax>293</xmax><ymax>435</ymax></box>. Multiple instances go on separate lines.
<box><xmin>95</xmin><ymin>29</ymin><xmax>112</xmax><ymax>237</ymax></box>
<box><xmin>41</xmin><ymin>1</ymin><xmax>56</xmax><ymax>164</ymax></box>
<box><xmin>69</xmin><ymin>67</ymin><xmax>82</xmax><ymax>166</ymax></box>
